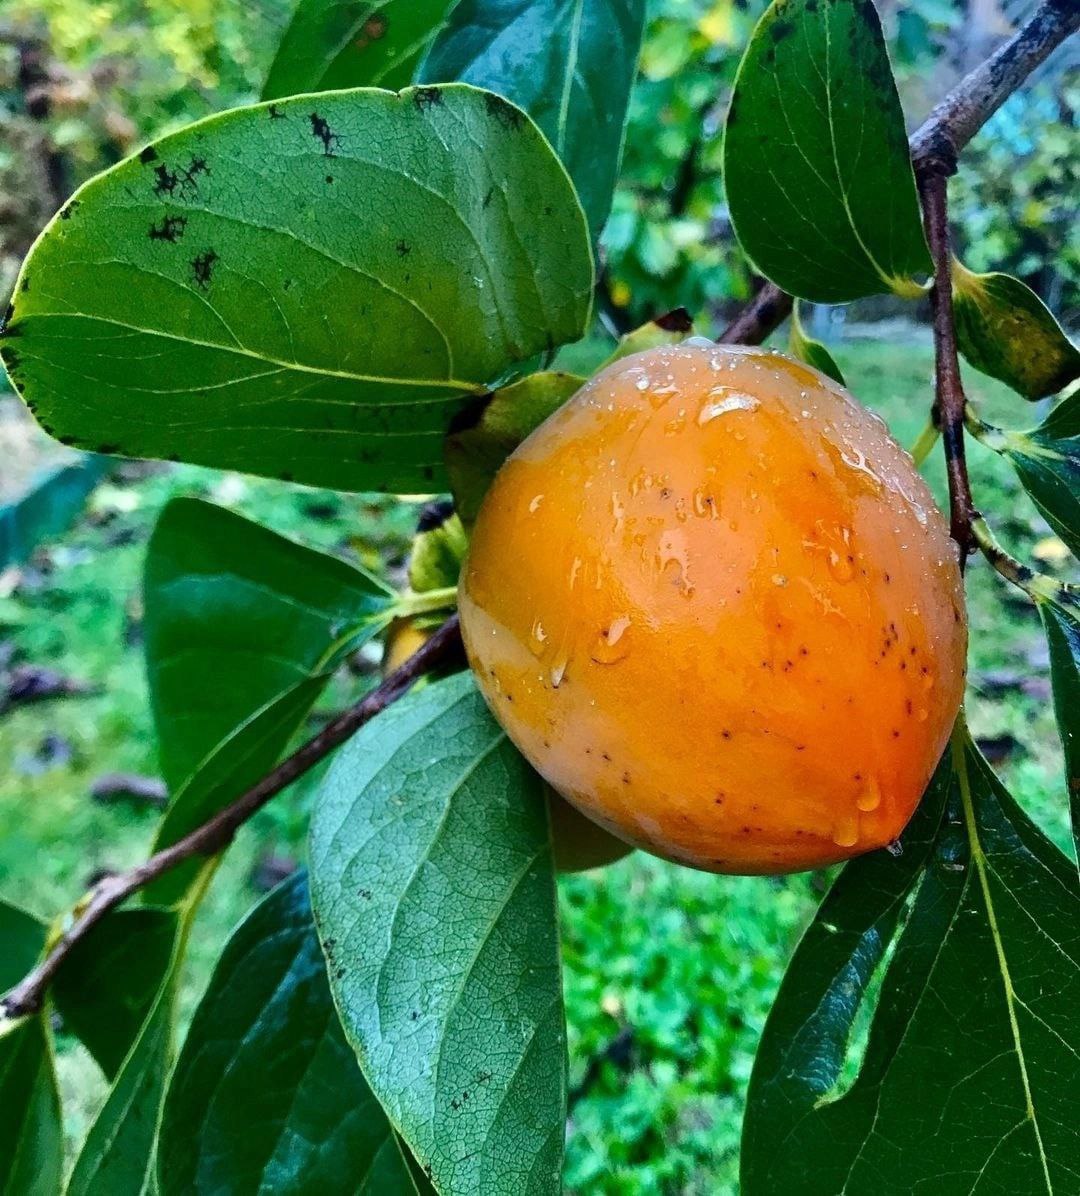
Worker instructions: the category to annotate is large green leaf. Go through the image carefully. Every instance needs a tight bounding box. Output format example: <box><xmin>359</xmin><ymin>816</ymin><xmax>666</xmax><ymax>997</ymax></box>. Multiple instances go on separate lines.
<box><xmin>445</xmin><ymin>371</ymin><xmax>582</xmax><ymax>525</ymax></box>
<box><xmin>143</xmin><ymin>497</ymin><xmax>393</xmax><ymax>905</ymax></box>
<box><xmin>989</xmin><ymin>392</ymin><xmax>1080</xmax><ymax>561</ymax></box>
<box><xmin>310</xmin><ymin>671</ymin><xmax>565</xmax><ymax>1195</ymax></box>
<box><xmin>263</xmin><ymin>0</ymin><xmax>456</xmax><ymax>100</ymax></box>
<box><xmin>52</xmin><ymin>908</ymin><xmax>176</xmax><ymax>1080</ymax></box>
<box><xmin>723</xmin><ymin>0</ymin><xmax>931</xmax><ymax>303</ymax></box>
<box><xmin>953</xmin><ymin>260</ymin><xmax>1080</xmax><ymax>401</ymax></box>
<box><xmin>159</xmin><ymin>871</ymin><xmax>433</xmax><ymax>1194</ymax></box>
<box><xmin>0</xmin><ymin>903</ymin><xmax>62</xmax><ymax>1196</ymax></box>
<box><xmin>420</xmin><ymin>0</ymin><xmax>647</xmax><ymax>237</ymax></box>
<box><xmin>742</xmin><ymin>735</ymin><xmax>1080</xmax><ymax>1194</ymax></box>
<box><xmin>1036</xmin><ymin>588</ymin><xmax>1080</xmax><ymax>857</ymax></box>
<box><xmin>0</xmin><ymin>455</ymin><xmax>109</xmax><ymax>569</ymax></box>
<box><xmin>67</xmin><ymin>870</ymin><xmax>213</xmax><ymax>1196</ymax></box>
<box><xmin>0</xmin><ymin>86</ymin><xmax>593</xmax><ymax>493</ymax></box>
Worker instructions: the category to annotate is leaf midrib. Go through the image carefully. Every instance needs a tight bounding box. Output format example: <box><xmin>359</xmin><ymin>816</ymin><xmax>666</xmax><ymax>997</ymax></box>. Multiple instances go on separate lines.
<box><xmin>16</xmin><ymin>312</ymin><xmax>483</xmax><ymax>394</ymax></box>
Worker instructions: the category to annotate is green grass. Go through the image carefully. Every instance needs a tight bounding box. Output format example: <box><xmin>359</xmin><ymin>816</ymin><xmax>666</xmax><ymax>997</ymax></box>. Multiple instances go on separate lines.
<box><xmin>0</xmin><ymin>332</ymin><xmax>1072</xmax><ymax>1189</ymax></box>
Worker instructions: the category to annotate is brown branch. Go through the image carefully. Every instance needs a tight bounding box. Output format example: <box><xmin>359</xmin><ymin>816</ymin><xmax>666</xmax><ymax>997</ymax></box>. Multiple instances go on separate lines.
<box><xmin>918</xmin><ymin>170</ymin><xmax>974</xmax><ymax>564</ymax></box>
<box><xmin>717</xmin><ymin>0</ymin><xmax>1078</xmax><ymax>348</ymax></box>
<box><xmin>909</xmin><ymin>0</ymin><xmax>1080</xmax><ymax>171</ymax></box>
<box><xmin>1</xmin><ymin>614</ymin><xmax>464</xmax><ymax>1020</ymax></box>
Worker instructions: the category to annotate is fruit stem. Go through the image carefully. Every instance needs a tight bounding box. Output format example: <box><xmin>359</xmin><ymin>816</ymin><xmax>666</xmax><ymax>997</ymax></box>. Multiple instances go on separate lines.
<box><xmin>393</xmin><ymin>585</ymin><xmax>459</xmax><ymax>619</ymax></box>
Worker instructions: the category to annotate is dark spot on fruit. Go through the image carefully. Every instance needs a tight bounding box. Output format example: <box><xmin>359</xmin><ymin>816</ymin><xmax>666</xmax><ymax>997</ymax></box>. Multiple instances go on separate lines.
<box><xmin>191</xmin><ymin>249</ymin><xmax>219</xmax><ymax>289</ymax></box>
<box><xmin>148</xmin><ymin>215</ymin><xmax>187</xmax><ymax>243</ymax></box>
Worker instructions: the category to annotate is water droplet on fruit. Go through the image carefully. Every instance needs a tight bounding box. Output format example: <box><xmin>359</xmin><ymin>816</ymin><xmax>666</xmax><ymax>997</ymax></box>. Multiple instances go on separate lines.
<box><xmin>591</xmin><ymin>615</ymin><xmax>632</xmax><ymax>664</ymax></box>
<box><xmin>550</xmin><ymin>653</ymin><xmax>569</xmax><ymax>688</ymax></box>
<box><xmin>832</xmin><ymin>815</ymin><xmax>859</xmax><ymax>847</ymax></box>
<box><xmin>530</xmin><ymin>618</ymin><xmax>547</xmax><ymax>656</ymax></box>
<box><xmin>529</xmin><ymin>494</ymin><xmax>544</xmax><ymax>513</ymax></box>
<box><xmin>856</xmin><ymin>777</ymin><xmax>881</xmax><ymax>812</ymax></box>
<box><xmin>698</xmin><ymin>391</ymin><xmax>760</xmax><ymax>425</ymax></box>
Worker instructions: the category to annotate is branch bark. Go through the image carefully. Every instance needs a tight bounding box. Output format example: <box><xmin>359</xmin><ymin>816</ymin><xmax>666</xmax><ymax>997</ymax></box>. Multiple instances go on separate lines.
<box><xmin>918</xmin><ymin>169</ymin><xmax>975</xmax><ymax>563</ymax></box>
<box><xmin>1</xmin><ymin>615</ymin><xmax>463</xmax><ymax>1020</ymax></box>
<box><xmin>716</xmin><ymin>0</ymin><xmax>1079</xmax><ymax>348</ymax></box>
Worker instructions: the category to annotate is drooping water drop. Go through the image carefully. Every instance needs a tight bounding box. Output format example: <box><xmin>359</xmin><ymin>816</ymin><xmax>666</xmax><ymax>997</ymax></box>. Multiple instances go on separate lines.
<box><xmin>856</xmin><ymin>777</ymin><xmax>882</xmax><ymax>812</ymax></box>
<box><xmin>832</xmin><ymin>814</ymin><xmax>859</xmax><ymax>848</ymax></box>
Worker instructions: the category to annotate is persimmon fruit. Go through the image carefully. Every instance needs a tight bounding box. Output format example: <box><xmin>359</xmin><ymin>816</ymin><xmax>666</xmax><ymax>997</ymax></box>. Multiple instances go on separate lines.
<box><xmin>459</xmin><ymin>343</ymin><xmax>966</xmax><ymax>874</ymax></box>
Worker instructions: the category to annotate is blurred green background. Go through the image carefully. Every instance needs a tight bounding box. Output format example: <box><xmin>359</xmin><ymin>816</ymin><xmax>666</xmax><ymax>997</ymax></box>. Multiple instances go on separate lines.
<box><xmin>1</xmin><ymin>0</ymin><xmax>1076</xmax><ymax>1192</ymax></box>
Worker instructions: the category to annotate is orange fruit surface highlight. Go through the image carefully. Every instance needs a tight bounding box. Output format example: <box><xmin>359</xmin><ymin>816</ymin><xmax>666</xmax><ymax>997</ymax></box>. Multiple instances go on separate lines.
<box><xmin>459</xmin><ymin>343</ymin><xmax>966</xmax><ymax>874</ymax></box>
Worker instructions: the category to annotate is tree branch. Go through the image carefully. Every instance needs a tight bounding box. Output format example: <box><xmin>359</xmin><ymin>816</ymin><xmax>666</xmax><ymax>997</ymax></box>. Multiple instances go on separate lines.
<box><xmin>918</xmin><ymin>170</ymin><xmax>974</xmax><ymax>563</ymax></box>
<box><xmin>717</xmin><ymin>0</ymin><xmax>1079</xmax><ymax>348</ymax></box>
<box><xmin>1</xmin><ymin>615</ymin><xmax>464</xmax><ymax>1020</ymax></box>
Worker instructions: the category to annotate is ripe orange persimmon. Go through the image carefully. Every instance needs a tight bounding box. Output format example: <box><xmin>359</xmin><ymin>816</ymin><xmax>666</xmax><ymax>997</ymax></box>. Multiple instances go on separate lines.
<box><xmin>459</xmin><ymin>343</ymin><xmax>966</xmax><ymax>874</ymax></box>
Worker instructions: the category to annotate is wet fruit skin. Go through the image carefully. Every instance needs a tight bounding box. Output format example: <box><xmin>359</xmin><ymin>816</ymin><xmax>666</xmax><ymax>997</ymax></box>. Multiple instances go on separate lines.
<box><xmin>459</xmin><ymin>342</ymin><xmax>967</xmax><ymax>874</ymax></box>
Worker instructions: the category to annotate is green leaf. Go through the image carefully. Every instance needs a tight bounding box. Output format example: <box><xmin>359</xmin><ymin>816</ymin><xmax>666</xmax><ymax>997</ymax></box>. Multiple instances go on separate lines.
<box><xmin>67</xmin><ymin>871</ymin><xmax>212</xmax><ymax>1196</ymax></box>
<box><xmin>408</xmin><ymin>502</ymin><xmax>468</xmax><ymax>593</ymax></box>
<box><xmin>264</xmin><ymin>0</ymin><xmax>457</xmax><ymax>100</ymax></box>
<box><xmin>52</xmin><ymin>908</ymin><xmax>176</xmax><ymax>1080</ymax></box>
<box><xmin>990</xmin><ymin>393</ymin><xmax>1080</xmax><ymax>560</ymax></box>
<box><xmin>445</xmin><ymin>371</ymin><xmax>582</xmax><ymax>525</ymax></box>
<box><xmin>598</xmin><ymin>307</ymin><xmax>695</xmax><ymax>366</ymax></box>
<box><xmin>0</xmin><ymin>455</ymin><xmax>109</xmax><ymax>569</ymax></box>
<box><xmin>0</xmin><ymin>86</ymin><xmax>593</xmax><ymax>493</ymax></box>
<box><xmin>143</xmin><ymin>497</ymin><xmax>393</xmax><ymax>905</ymax></box>
<box><xmin>309</xmin><ymin>672</ymin><xmax>565</xmax><ymax>1194</ymax></box>
<box><xmin>1036</xmin><ymin>589</ymin><xmax>1080</xmax><ymax>858</ymax></box>
<box><xmin>742</xmin><ymin>734</ymin><xmax>1080</xmax><ymax>1194</ymax></box>
<box><xmin>953</xmin><ymin>260</ymin><xmax>1080</xmax><ymax>400</ymax></box>
<box><xmin>0</xmin><ymin>902</ymin><xmax>62</xmax><ymax>1196</ymax></box>
<box><xmin>723</xmin><ymin>0</ymin><xmax>931</xmax><ymax>303</ymax></box>
<box><xmin>420</xmin><ymin>0</ymin><xmax>647</xmax><ymax>237</ymax></box>
<box><xmin>788</xmin><ymin>302</ymin><xmax>845</xmax><ymax>385</ymax></box>
<box><xmin>159</xmin><ymin>871</ymin><xmax>434</xmax><ymax>1195</ymax></box>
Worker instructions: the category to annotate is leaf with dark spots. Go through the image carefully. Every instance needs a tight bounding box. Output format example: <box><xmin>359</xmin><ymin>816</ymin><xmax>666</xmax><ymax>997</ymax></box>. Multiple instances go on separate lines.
<box><xmin>308</xmin><ymin>112</ymin><xmax>340</xmax><ymax>155</ymax></box>
<box><xmin>413</xmin><ymin>86</ymin><xmax>443</xmax><ymax>111</ymax></box>
<box><xmin>148</xmin><ymin>215</ymin><xmax>187</xmax><ymax>243</ymax></box>
<box><xmin>138</xmin><ymin>146</ymin><xmax>158</xmax><ymax>164</ymax></box>
<box><xmin>3</xmin><ymin>85</ymin><xmax>593</xmax><ymax>492</ymax></box>
<box><xmin>484</xmin><ymin>91</ymin><xmax>524</xmax><ymax>130</ymax></box>
<box><xmin>190</xmin><ymin>249</ymin><xmax>219</xmax><ymax>289</ymax></box>
<box><xmin>60</xmin><ymin>201</ymin><xmax>79</xmax><ymax>220</ymax></box>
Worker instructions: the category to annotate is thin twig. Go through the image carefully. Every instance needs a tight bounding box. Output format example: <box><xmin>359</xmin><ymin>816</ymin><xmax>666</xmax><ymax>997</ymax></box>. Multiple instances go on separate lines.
<box><xmin>909</xmin><ymin>0</ymin><xmax>1080</xmax><ymax>170</ymax></box>
<box><xmin>1</xmin><ymin>615</ymin><xmax>464</xmax><ymax>1020</ymax></box>
<box><xmin>918</xmin><ymin>169</ymin><xmax>975</xmax><ymax>563</ymax></box>
<box><xmin>716</xmin><ymin>0</ymin><xmax>1078</xmax><ymax>348</ymax></box>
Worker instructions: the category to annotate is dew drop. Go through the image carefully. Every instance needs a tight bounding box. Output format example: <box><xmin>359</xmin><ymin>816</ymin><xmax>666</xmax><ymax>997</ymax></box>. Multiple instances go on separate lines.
<box><xmin>550</xmin><ymin>654</ymin><xmax>568</xmax><ymax>688</ymax></box>
<box><xmin>591</xmin><ymin>615</ymin><xmax>632</xmax><ymax>664</ymax></box>
<box><xmin>698</xmin><ymin>391</ymin><xmax>760</xmax><ymax>425</ymax></box>
<box><xmin>832</xmin><ymin>815</ymin><xmax>859</xmax><ymax>847</ymax></box>
<box><xmin>856</xmin><ymin>777</ymin><xmax>881</xmax><ymax>812</ymax></box>
<box><xmin>528</xmin><ymin>494</ymin><xmax>544</xmax><ymax>513</ymax></box>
